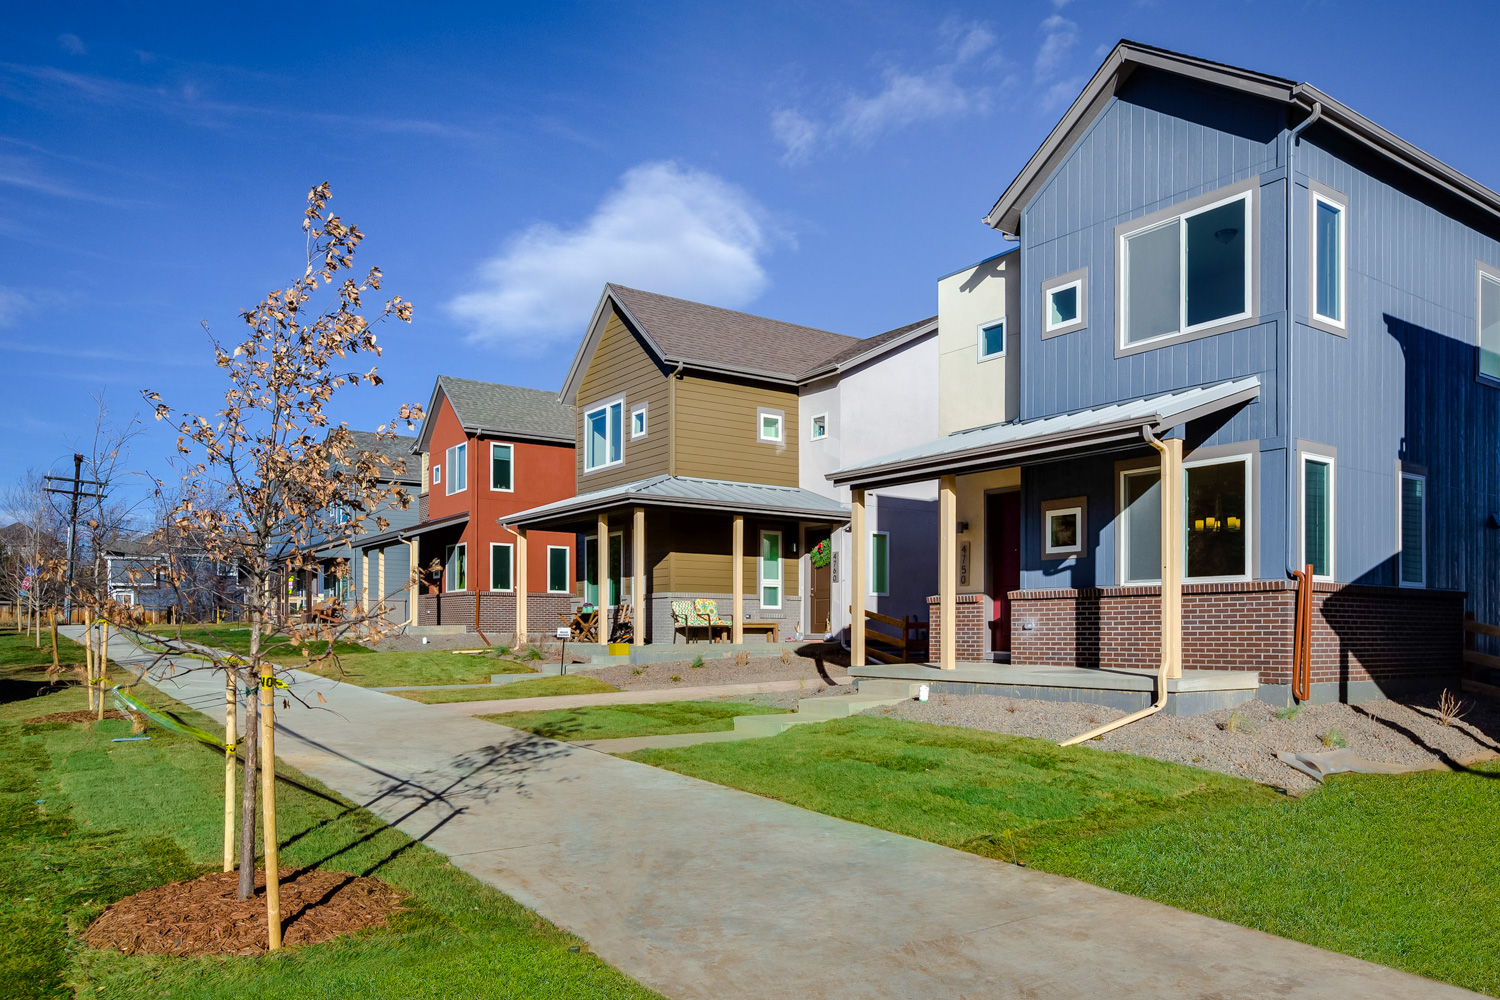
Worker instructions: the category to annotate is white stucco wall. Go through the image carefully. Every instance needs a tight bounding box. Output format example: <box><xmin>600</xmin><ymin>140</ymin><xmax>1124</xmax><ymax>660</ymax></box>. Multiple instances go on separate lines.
<box><xmin>937</xmin><ymin>249</ymin><xmax>1020</xmax><ymax>435</ymax></box>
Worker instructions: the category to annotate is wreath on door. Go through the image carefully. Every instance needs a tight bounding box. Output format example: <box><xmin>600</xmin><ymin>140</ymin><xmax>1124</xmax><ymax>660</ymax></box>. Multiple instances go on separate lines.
<box><xmin>809</xmin><ymin>537</ymin><xmax>832</xmax><ymax>569</ymax></box>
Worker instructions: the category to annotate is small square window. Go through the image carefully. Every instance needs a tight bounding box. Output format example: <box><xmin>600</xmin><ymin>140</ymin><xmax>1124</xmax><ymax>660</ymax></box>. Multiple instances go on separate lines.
<box><xmin>1042</xmin><ymin>269</ymin><xmax>1088</xmax><ymax>338</ymax></box>
<box><xmin>757</xmin><ymin>409</ymin><xmax>784</xmax><ymax>443</ymax></box>
<box><xmin>978</xmin><ymin>319</ymin><xmax>1006</xmax><ymax>360</ymax></box>
<box><xmin>1049</xmin><ymin>285</ymin><xmax>1077</xmax><ymax>327</ymax></box>
<box><xmin>630</xmin><ymin>404</ymin><xmax>648</xmax><ymax>439</ymax></box>
<box><xmin>810</xmin><ymin>414</ymin><xmax>827</xmax><ymax>440</ymax></box>
<box><xmin>1045</xmin><ymin>507</ymin><xmax>1081</xmax><ymax>556</ymax></box>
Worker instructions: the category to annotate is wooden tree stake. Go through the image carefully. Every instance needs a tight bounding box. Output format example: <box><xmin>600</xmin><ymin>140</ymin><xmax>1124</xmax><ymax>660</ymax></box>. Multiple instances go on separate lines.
<box><xmin>259</xmin><ymin>667</ymin><xmax>282</xmax><ymax>950</ymax></box>
<box><xmin>85</xmin><ymin>621</ymin><xmax>95</xmax><ymax>712</ymax></box>
<box><xmin>49</xmin><ymin>611</ymin><xmax>60</xmax><ymax>674</ymax></box>
<box><xmin>97</xmin><ymin>622</ymin><xmax>110</xmax><ymax>722</ymax></box>
<box><xmin>224</xmin><ymin>672</ymin><xmax>237</xmax><ymax>872</ymax></box>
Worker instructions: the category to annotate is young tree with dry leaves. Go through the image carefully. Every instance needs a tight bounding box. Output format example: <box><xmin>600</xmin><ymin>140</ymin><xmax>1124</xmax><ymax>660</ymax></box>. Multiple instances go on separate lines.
<box><xmin>102</xmin><ymin>182</ymin><xmax>421</xmax><ymax>949</ymax></box>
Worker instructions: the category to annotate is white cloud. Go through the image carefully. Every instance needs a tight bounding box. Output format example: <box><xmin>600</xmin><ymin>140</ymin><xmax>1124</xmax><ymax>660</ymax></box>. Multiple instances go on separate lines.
<box><xmin>58</xmin><ymin>34</ymin><xmax>86</xmax><ymax>56</ymax></box>
<box><xmin>1035</xmin><ymin>15</ymin><xmax>1078</xmax><ymax>80</ymax></box>
<box><xmin>448</xmin><ymin>162</ymin><xmax>771</xmax><ymax>348</ymax></box>
<box><xmin>1041</xmin><ymin>76</ymin><xmax>1086</xmax><ymax>113</ymax></box>
<box><xmin>774</xmin><ymin>24</ymin><xmax>996</xmax><ymax>164</ymax></box>
<box><xmin>0</xmin><ymin>287</ymin><xmax>28</xmax><ymax>326</ymax></box>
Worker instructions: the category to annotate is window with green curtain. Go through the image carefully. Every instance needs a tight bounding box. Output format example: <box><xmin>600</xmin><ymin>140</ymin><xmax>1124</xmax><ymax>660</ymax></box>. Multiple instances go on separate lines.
<box><xmin>869</xmin><ymin>532</ymin><xmax>890</xmax><ymax>595</ymax></box>
<box><xmin>1401</xmin><ymin>475</ymin><xmax>1425</xmax><ymax>586</ymax></box>
<box><xmin>1122</xmin><ymin>470</ymin><xmax>1161</xmax><ymax>583</ymax></box>
<box><xmin>1303</xmin><ymin>458</ymin><xmax>1331</xmax><ymax>577</ymax></box>
<box><xmin>547</xmin><ymin>546</ymin><xmax>569</xmax><ymax>593</ymax></box>
<box><xmin>490</xmin><ymin>543</ymin><xmax>512</xmax><ymax>591</ymax></box>
<box><xmin>444</xmin><ymin>543</ymin><xmax>466</xmax><ymax>591</ymax></box>
<box><xmin>760</xmin><ymin>531</ymin><xmax>782</xmax><ymax>608</ymax></box>
<box><xmin>1315</xmin><ymin>199</ymin><xmax>1343</xmax><ymax>323</ymax></box>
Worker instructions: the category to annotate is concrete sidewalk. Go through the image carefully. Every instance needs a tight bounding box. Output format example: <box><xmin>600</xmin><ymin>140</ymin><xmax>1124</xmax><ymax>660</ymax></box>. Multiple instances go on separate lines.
<box><xmin>78</xmin><ymin>627</ymin><xmax>1480</xmax><ymax>1000</ymax></box>
<box><xmin>425</xmin><ymin>676</ymin><xmax>849</xmax><ymax>715</ymax></box>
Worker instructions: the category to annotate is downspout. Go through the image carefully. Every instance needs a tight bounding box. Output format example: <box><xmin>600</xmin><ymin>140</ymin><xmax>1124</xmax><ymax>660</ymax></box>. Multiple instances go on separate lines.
<box><xmin>1060</xmin><ymin>425</ymin><xmax>1172</xmax><ymax>746</ymax></box>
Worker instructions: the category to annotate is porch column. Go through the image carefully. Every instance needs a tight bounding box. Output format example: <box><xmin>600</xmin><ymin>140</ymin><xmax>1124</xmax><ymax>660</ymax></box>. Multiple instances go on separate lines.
<box><xmin>513</xmin><ymin>527</ymin><xmax>527</xmax><ymax>643</ymax></box>
<box><xmin>376</xmin><ymin>548</ymin><xmax>386</xmax><ymax>619</ymax></box>
<box><xmin>406</xmin><ymin>539</ymin><xmax>419</xmax><ymax>626</ymax></box>
<box><xmin>597</xmin><ymin>513</ymin><xmax>609</xmax><ymax>612</ymax></box>
<box><xmin>850</xmin><ymin>489</ymin><xmax>866</xmax><ymax>667</ymax></box>
<box><xmin>360</xmin><ymin>550</ymin><xmax>370</xmax><ymax>611</ymax></box>
<box><xmin>632</xmin><ymin>507</ymin><xmax>646</xmax><ymax>646</ymax></box>
<box><xmin>1160</xmin><ymin>437</ymin><xmax>1184</xmax><ymax>678</ymax></box>
<box><xmin>938</xmin><ymin>475</ymin><xmax>957</xmax><ymax>670</ymax></box>
<box><xmin>731</xmin><ymin>514</ymin><xmax>744</xmax><ymax>644</ymax></box>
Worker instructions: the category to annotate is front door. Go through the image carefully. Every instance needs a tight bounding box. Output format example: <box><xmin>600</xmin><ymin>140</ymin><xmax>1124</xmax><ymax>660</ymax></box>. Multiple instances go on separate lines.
<box><xmin>808</xmin><ymin>530</ymin><xmax>832</xmax><ymax>635</ymax></box>
<box><xmin>986</xmin><ymin>491</ymin><xmax>1021</xmax><ymax>654</ymax></box>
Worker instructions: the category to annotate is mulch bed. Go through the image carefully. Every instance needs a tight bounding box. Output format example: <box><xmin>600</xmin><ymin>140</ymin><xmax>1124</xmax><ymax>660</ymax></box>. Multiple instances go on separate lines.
<box><xmin>26</xmin><ymin>709</ymin><xmax>130</xmax><ymax>724</ymax></box>
<box><xmin>84</xmin><ymin>868</ymin><xmax>408</xmax><ymax>956</ymax></box>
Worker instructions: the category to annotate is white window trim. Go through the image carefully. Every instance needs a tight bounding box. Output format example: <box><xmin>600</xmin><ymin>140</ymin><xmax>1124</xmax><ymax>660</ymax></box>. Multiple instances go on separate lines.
<box><xmin>431</xmin><ymin>464</ymin><xmax>441</xmax><ymax>485</ymax></box>
<box><xmin>583</xmin><ymin>396</ymin><xmax>625</xmax><ymax>473</ymax></box>
<box><xmin>1119</xmin><ymin>188</ymin><xmax>1255</xmax><ymax>350</ymax></box>
<box><xmin>1311</xmin><ymin>191</ymin><xmax>1347</xmax><ymax>330</ymax></box>
<box><xmin>444</xmin><ymin>542</ymin><xmax>467</xmax><ymax>593</ymax></box>
<box><xmin>1182</xmin><ymin>454</ymin><xmax>1253</xmax><ymax>584</ymax></box>
<box><xmin>760</xmin><ymin>530</ymin><xmax>784</xmax><ymax>608</ymax></box>
<box><xmin>976</xmin><ymin>317</ymin><xmax>1006</xmax><ymax>362</ymax></box>
<box><xmin>489</xmin><ymin>442</ymin><xmax>514</xmax><ymax>493</ymax></box>
<box><xmin>1298</xmin><ymin>451</ymin><xmax>1336</xmax><ymax>582</ymax></box>
<box><xmin>1043</xmin><ymin>507</ymin><xmax>1084</xmax><ymax>558</ymax></box>
<box><xmin>1119</xmin><ymin>468</ymin><xmax>1161</xmax><ymax>586</ymax></box>
<box><xmin>1399</xmin><ymin>472</ymin><xmax>1427</xmax><ymax>589</ymax></box>
<box><xmin>489</xmin><ymin>542</ymin><xmax>514</xmax><ymax>592</ymax></box>
<box><xmin>809</xmin><ymin>413</ymin><xmax>828</xmax><ymax>441</ymax></box>
<box><xmin>1045</xmin><ymin>279</ymin><xmax>1084</xmax><ymax>333</ymax></box>
<box><xmin>867</xmin><ymin>530</ymin><xmax>890</xmax><ymax>596</ymax></box>
<box><xmin>757</xmin><ymin>407</ymin><xmax>785</xmax><ymax>444</ymax></box>
<box><xmin>545</xmin><ymin>545</ymin><xmax>571</xmax><ymax>594</ymax></box>
<box><xmin>630</xmin><ymin>403</ymin><xmax>648</xmax><ymax>440</ymax></box>
<box><xmin>1477</xmin><ymin>263</ymin><xmax>1500</xmax><ymax>385</ymax></box>
<box><xmin>444</xmin><ymin>442</ymin><xmax>467</xmax><ymax>496</ymax></box>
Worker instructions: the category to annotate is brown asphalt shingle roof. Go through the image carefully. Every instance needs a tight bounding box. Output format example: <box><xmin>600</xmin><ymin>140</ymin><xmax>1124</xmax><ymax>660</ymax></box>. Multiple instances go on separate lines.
<box><xmin>802</xmin><ymin>315</ymin><xmax>938</xmax><ymax>376</ymax></box>
<box><xmin>437</xmin><ymin>376</ymin><xmax>575</xmax><ymax>442</ymax></box>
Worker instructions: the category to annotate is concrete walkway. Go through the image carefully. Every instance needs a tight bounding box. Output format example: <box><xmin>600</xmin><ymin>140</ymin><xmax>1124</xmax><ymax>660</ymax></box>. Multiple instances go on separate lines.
<box><xmin>426</xmin><ymin>676</ymin><xmax>850</xmax><ymax>715</ymax></box>
<box><xmin>80</xmin><ymin>627</ymin><xmax>1480</xmax><ymax>1000</ymax></box>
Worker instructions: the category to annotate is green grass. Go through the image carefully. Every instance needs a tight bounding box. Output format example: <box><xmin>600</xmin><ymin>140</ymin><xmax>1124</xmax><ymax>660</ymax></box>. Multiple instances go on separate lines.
<box><xmin>296</xmin><ymin>650</ymin><xmax>536</xmax><ymax>688</ymax></box>
<box><xmin>626</xmin><ymin>715</ymin><xmax>1500</xmax><ymax>996</ymax></box>
<box><xmin>145</xmin><ymin>624</ymin><xmax>371</xmax><ymax>662</ymax></box>
<box><xmin>1</xmin><ymin>669</ymin><xmax>658</xmax><ymax>998</ymax></box>
<box><xmin>390</xmin><ymin>675</ymin><xmax>619</xmax><ymax>704</ymax></box>
<box><xmin>0</xmin><ymin>629</ymin><xmax>71</xmax><ymax>670</ymax></box>
<box><xmin>482</xmin><ymin>700</ymin><xmax>788</xmax><ymax>741</ymax></box>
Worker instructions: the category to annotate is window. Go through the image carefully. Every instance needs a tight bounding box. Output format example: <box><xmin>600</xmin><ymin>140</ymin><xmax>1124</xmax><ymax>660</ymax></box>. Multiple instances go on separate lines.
<box><xmin>431</xmin><ymin>464</ymin><xmax>441</xmax><ymax>485</ymax></box>
<box><xmin>546</xmin><ymin>545</ymin><xmax>570</xmax><ymax>594</ymax></box>
<box><xmin>761</xmin><ymin>531</ymin><xmax>783</xmax><ymax>608</ymax></box>
<box><xmin>1120</xmin><ymin>188</ymin><xmax>1253</xmax><ymax>349</ymax></box>
<box><xmin>1301</xmin><ymin>453</ymin><xmax>1334</xmax><ymax>580</ymax></box>
<box><xmin>1400</xmin><ymin>473</ymin><xmax>1425</xmax><ymax>587</ymax></box>
<box><xmin>977</xmin><ymin>318</ymin><xmax>1006</xmax><ymax>360</ymax></box>
<box><xmin>584</xmin><ymin>399</ymin><xmax>624</xmax><ymax>471</ymax></box>
<box><xmin>757</xmin><ymin>408</ymin><xmax>784</xmax><ymax>444</ymax></box>
<box><xmin>444</xmin><ymin>543</ymin><xmax>467</xmax><ymax>592</ymax></box>
<box><xmin>444</xmin><ymin>442</ymin><xmax>467</xmax><ymax>495</ymax></box>
<box><xmin>1312</xmin><ymin>191</ymin><xmax>1346</xmax><ymax>329</ymax></box>
<box><xmin>489</xmin><ymin>542</ymin><xmax>513</xmax><ymax>592</ymax></box>
<box><xmin>630</xmin><ymin>404</ymin><xmax>648</xmax><ymax>439</ymax></box>
<box><xmin>1478</xmin><ymin>264</ymin><xmax>1500</xmax><ymax>381</ymax></box>
<box><xmin>1184</xmin><ymin>457</ymin><xmax>1250</xmax><ymax>581</ymax></box>
<box><xmin>583</xmin><ymin>533</ymin><xmax>623</xmax><ymax>605</ymax></box>
<box><xmin>1042</xmin><ymin>269</ymin><xmax>1088</xmax><ymax>338</ymax></box>
<box><xmin>1044</xmin><ymin>506</ymin><xmax>1083</xmax><ymax>558</ymax></box>
<box><xmin>1120</xmin><ymin>469</ymin><xmax>1161</xmax><ymax>584</ymax></box>
<box><xmin>490</xmin><ymin>442</ymin><xmax>513</xmax><ymax>492</ymax></box>
<box><xmin>810</xmin><ymin>413</ymin><xmax>827</xmax><ymax>440</ymax></box>
<box><xmin>867</xmin><ymin>531</ymin><xmax>889</xmax><ymax>596</ymax></box>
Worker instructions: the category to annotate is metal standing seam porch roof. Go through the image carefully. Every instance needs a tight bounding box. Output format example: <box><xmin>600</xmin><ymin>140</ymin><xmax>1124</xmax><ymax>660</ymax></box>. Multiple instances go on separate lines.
<box><xmin>498</xmin><ymin>474</ymin><xmax>850</xmax><ymax>529</ymax></box>
<box><xmin>828</xmin><ymin>377</ymin><xmax>1261</xmax><ymax>490</ymax></box>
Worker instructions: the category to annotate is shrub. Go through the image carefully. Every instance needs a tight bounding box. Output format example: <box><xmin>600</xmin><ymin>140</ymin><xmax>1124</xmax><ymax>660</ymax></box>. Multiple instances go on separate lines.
<box><xmin>1321</xmin><ymin>727</ymin><xmax>1347</xmax><ymax>749</ymax></box>
<box><xmin>1274</xmin><ymin>704</ymin><xmax>1302</xmax><ymax>721</ymax></box>
<box><xmin>690</xmin><ymin>655</ymin><xmax>705</xmax><ymax>669</ymax></box>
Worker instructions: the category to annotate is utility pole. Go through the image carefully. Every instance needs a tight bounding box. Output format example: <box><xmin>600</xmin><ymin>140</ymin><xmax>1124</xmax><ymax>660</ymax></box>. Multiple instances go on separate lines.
<box><xmin>45</xmin><ymin>454</ymin><xmax>106</xmax><ymax>622</ymax></box>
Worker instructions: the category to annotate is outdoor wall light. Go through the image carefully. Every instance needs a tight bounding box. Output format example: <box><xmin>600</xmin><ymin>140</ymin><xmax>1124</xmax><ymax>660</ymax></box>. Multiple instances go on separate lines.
<box><xmin>956</xmin><ymin>521</ymin><xmax>969</xmax><ymax>533</ymax></box>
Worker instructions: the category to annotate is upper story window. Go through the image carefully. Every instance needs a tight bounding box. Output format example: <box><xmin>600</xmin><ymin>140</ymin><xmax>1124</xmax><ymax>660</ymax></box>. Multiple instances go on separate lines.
<box><xmin>584</xmin><ymin>398</ymin><xmax>624</xmax><ymax>471</ymax></box>
<box><xmin>1478</xmin><ymin>262</ymin><xmax>1500</xmax><ymax>382</ymax></box>
<box><xmin>757</xmin><ymin>408</ymin><xmax>784</xmax><ymax>444</ymax></box>
<box><xmin>977</xmin><ymin>318</ymin><xmax>1006</xmax><ymax>360</ymax></box>
<box><xmin>444</xmin><ymin>442</ymin><xmax>467</xmax><ymax>495</ymax></box>
<box><xmin>1311</xmin><ymin>187</ymin><xmax>1346</xmax><ymax>331</ymax></box>
<box><xmin>809</xmin><ymin>413</ymin><xmax>827</xmax><ymax>440</ymax></box>
<box><xmin>431</xmin><ymin>464</ymin><xmax>441</xmax><ymax>486</ymax></box>
<box><xmin>630</xmin><ymin>404</ymin><xmax>648</xmax><ymax>439</ymax></box>
<box><xmin>490</xmin><ymin>442</ymin><xmax>513</xmax><ymax>492</ymax></box>
<box><xmin>1118</xmin><ymin>183</ymin><xmax>1256</xmax><ymax>353</ymax></box>
<box><xmin>1042</xmin><ymin>268</ymin><xmax>1088</xmax><ymax>338</ymax></box>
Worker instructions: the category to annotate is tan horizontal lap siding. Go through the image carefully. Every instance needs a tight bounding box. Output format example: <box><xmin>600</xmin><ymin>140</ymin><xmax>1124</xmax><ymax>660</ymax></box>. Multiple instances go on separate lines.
<box><xmin>576</xmin><ymin>311</ymin><xmax>670</xmax><ymax>491</ymax></box>
<box><xmin>656</xmin><ymin>512</ymin><xmax>799</xmax><ymax>596</ymax></box>
<box><xmin>673</xmin><ymin>375</ymin><xmax>798</xmax><ymax>487</ymax></box>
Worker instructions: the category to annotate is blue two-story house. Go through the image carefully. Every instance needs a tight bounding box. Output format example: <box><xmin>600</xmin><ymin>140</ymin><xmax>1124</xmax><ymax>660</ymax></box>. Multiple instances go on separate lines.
<box><xmin>833</xmin><ymin>40</ymin><xmax>1499</xmax><ymax>705</ymax></box>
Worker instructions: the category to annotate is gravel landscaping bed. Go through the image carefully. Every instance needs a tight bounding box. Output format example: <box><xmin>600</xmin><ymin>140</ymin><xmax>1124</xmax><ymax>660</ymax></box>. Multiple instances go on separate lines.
<box><xmin>870</xmin><ymin>690</ymin><xmax>1500</xmax><ymax>791</ymax></box>
<box><xmin>365</xmin><ymin>631</ymin><xmax>494</xmax><ymax>652</ymax></box>
<box><xmin>589</xmin><ymin>653</ymin><xmax>849</xmax><ymax>692</ymax></box>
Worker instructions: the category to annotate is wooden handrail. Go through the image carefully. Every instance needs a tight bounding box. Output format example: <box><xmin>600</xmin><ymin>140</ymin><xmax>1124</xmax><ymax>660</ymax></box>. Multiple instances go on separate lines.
<box><xmin>1463</xmin><ymin>618</ymin><xmax>1500</xmax><ymax>639</ymax></box>
<box><xmin>864</xmin><ymin>609</ymin><xmax>906</xmax><ymax>628</ymax></box>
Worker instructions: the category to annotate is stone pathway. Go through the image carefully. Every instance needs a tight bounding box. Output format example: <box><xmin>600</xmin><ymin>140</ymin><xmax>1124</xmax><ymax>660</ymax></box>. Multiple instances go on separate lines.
<box><xmin>81</xmin><ymin>627</ymin><xmax>1482</xmax><ymax>1000</ymax></box>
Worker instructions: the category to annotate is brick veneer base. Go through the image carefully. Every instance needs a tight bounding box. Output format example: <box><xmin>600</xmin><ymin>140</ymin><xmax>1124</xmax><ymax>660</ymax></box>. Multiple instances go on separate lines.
<box><xmin>1007</xmin><ymin>581</ymin><xmax>1464</xmax><ymax>690</ymax></box>
<box><xmin>925</xmin><ymin>594</ymin><xmax>989</xmax><ymax>663</ymax></box>
<box><xmin>417</xmin><ymin>592</ymin><xmax>572</xmax><ymax>637</ymax></box>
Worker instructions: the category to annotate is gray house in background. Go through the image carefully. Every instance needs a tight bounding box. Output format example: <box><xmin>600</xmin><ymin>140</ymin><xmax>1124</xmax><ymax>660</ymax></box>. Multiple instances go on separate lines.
<box><xmin>834</xmin><ymin>40</ymin><xmax>1500</xmax><ymax>703</ymax></box>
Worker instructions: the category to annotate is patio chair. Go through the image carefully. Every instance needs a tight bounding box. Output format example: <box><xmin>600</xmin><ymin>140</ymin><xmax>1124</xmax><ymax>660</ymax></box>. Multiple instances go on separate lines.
<box><xmin>672</xmin><ymin>600</ymin><xmax>708</xmax><ymax>644</ymax></box>
<box><xmin>693</xmin><ymin>599</ymin><xmax>733</xmax><ymax>643</ymax></box>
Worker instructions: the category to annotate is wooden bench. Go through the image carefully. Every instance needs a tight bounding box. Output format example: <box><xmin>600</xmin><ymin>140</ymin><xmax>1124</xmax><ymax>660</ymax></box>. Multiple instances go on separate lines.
<box><xmin>741</xmin><ymin>621</ymin><xmax>780</xmax><ymax>644</ymax></box>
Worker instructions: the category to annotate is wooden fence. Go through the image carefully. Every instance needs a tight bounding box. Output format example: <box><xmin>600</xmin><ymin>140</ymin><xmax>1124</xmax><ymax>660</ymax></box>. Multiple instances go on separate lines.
<box><xmin>863</xmin><ymin>610</ymin><xmax>929</xmax><ymax>665</ymax></box>
<box><xmin>1463</xmin><ymin>613</ymin><xmax>1500</xmax><ymax>698</ymax></box>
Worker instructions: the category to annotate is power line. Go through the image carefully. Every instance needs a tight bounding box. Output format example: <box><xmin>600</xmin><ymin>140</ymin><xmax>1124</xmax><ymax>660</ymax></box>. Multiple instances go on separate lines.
<box><xmin>42</xmin><ymin>455</ymin><xmax>109</xmax><ymax>620</ymax></box>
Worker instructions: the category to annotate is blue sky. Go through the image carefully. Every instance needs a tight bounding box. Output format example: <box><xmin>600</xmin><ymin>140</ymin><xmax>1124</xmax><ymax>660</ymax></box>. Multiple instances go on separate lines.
<box><xmin>5</xmin><ymin>1</ymin><xmax>1500</xmax><ymax>513</ymax></box>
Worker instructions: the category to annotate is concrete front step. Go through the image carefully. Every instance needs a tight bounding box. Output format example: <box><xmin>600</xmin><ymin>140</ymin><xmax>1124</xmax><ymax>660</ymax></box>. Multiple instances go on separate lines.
<box><xmin>731</xmin><ymin>694</ymin><xmax>909</xmax><ymax>736</ymax></box>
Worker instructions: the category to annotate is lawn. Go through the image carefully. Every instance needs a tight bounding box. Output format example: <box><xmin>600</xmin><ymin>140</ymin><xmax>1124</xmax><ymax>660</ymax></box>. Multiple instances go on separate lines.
<box><xmin>482</xmin><ymin>700</ymin><xmax>788</xmax><ymax>741</ymax></box>
<box><xmin>295</xmin><ymin>650</ymin><xmax>537</xmax><ymax>688</ymax></box>
<box><xmin>390</xmin><ymin>675</ymin><xmax>619</xmax><ymax>704</ymax></box>
<box><xmin>1</xmin><ymin>666</ymin><xmax>658</xmax><ymax>999</ymax></box>
<box><xmin>626</xmin><ymin>715</ymin><xmax>1500</xmax><ymax>996</ymax></box>
<box><xmin>144</xmin><ymin>624</ymin><xmax>371</xmax><ymax>662</ymax></box>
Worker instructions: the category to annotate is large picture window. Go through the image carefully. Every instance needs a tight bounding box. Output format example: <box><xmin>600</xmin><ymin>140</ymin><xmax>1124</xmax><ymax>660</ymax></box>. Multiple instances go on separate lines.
<box><xmin>1120</xmin><ymin>189</ymin><xmax>1254</xmax><ymax>349</ymax></box>
<box><xmin>584</xmin><ymin>399</ymin><xmax>624</xmax><ymax>471</ymax></box>
<box><xmin>1301</xmin><ymin>453</ymin><xmax>1334</xmax><ymax>580</ymax></box>
<box><xmin>444</xmin><ymin>442</ymin><xmax>467</xmax><ymax>495</ymax></box>
<box><xmin>546</xmin><ymin>545</ymin><xmax>570</xmax><ymax>594</ymax></box>
<box><xmin>1478</xmin><ymin>265</ymin><xmax>1500</xmax><ymax>382</ymax></box>
<box><xmin>1119</xmin><ymin>469</ymin><xmax>1161</xmax><ymax>584</ymax></box>
<box><xmin>1400</xmin><ymin>473</ymin><xmax>1426</xmax><ymax>587</ymax></box>
<box><xmin>489</xmin><ymin>542</ymin><xmax>513</xmax><ymax>592</ymax></box>
<box><xmin>490</xmin><ymin>443</ymin><xmax>513</xmax><ymax>492</ymax></box>
<box><xmin>1313</xmin><ymin>191</ymin><xmax>1346</xmax><ymax>329</ymax></box>
<box><xmin>444</xmin><ymin>543</ymin><xmax>467</xmax><ymax>592</ymax></box>
<box><xmin>1184</xmin><ymin>457</ymin><xmax>1250</xmax><ymax>581</ymax></box>
<box><xmin>761</xmin><ymin>531</ymin><xmax>783</xmax><ymax>608</ymax></box>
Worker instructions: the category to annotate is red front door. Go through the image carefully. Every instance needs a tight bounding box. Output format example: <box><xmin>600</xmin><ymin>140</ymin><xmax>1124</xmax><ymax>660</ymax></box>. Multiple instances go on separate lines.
<box><xmin>986</xmin><ymin>491</ymin><xmax>1021</xmax><ymax>654</ymax></box>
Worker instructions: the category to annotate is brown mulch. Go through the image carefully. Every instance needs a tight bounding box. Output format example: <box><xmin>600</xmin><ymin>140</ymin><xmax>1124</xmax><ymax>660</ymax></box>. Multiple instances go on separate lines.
<box><xmin>83</xmin><ymin>868</ymin><xmax>408</xmax><ymax>956</ymax></box>
<box><xmin>26</xmin><ymin>709</ymin><xmax>130</xmax><ymax>724</ymax></box>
